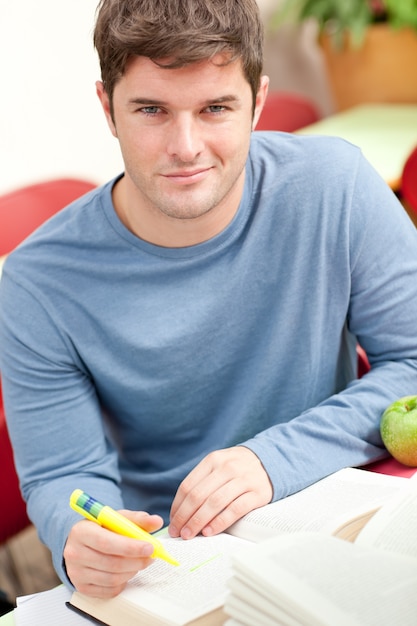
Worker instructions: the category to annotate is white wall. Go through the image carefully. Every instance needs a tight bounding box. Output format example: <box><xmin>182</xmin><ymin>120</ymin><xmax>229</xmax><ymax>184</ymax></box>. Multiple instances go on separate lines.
<box><xmin>0</xmin><ymin>0</ymin><xmax>123</xmax><ymax>194</ymax></box>
<box><xmin>0</xmin><ymin>0</ymin><xmax>330</xmax><ymax>196</ymax></box>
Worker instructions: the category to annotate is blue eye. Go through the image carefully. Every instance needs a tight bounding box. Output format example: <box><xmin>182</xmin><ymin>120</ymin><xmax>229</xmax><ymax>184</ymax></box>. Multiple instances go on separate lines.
<box><xmin>141</xmin><ymin>106</ymin><xmax>161</xmax><ymax>116</ymax></box>
<box><xmin>206</xmin><ymin>105</ymin><xmax>226</xmax><ymax>114</ymax></box>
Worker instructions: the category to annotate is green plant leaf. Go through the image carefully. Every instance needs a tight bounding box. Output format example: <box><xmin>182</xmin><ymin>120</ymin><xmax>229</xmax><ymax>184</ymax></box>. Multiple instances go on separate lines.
<box><xmin>270</xmin><ymin>0</ymin><xmax>417</xmax><ymax>47</ymax></box>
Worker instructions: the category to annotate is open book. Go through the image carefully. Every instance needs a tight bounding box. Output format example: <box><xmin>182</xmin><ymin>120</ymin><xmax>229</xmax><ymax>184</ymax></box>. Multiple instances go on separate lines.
<box><xmin>225</xmin><ymin>473</ymin><xmax>417</xmax><ymax>626</ymax></box>
<box><xmin>68</xmin><ymin>467</ymin><xmax>411</xmax><ymax>626</ymax></box>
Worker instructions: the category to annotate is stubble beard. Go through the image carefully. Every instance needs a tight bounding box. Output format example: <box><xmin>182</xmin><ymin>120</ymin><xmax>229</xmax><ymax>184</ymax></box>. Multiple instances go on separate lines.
<box><xmin>137</xmin><ymin>163</ymin><xmax>246</xmax><ymax>223</ymax></box>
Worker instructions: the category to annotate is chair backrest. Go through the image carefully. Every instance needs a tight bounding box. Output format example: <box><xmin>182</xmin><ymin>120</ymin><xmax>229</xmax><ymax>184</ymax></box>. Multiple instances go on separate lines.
<box><xmin>0</xmin><ymin>379</ymin><xmax>31</xmax><ymax>544</ymax></box>
<box><xmin>0</xmin><ymin>177</ymin><xmax>96</xmax><ymax>543</ymax></box>
<box><xmin>357</xmin><ymin>345</ymin><xmax>370</xmax><ymax>378</ymax></box>
<box><xmin>401</xmin><ymin>145</ymin><xmax>417</xmax><ymax>218</ymax></box>
<box><xmin>0</xmin><ymin>178</ymin><xmax>96</xmax><ymax>256</ymax></box>
<box><xmin>255</xmin><ymin>91</ymin><xmax>321</xmax><ymax>133</ymax></box>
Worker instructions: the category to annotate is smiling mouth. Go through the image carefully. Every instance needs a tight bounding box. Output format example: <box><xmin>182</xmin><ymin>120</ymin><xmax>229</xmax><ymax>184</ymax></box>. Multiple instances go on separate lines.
<box><xmin>163</xmin><ymin>168</ymin><xmax>212</xmax><ymax>184</ymax></box>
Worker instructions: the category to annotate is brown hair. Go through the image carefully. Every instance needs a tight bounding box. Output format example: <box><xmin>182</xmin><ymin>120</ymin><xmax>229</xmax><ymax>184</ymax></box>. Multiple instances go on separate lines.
<box><xmin>93</xmin><ymin>0</ymin><xmax>264</xmax><ymax>114</ymax></box>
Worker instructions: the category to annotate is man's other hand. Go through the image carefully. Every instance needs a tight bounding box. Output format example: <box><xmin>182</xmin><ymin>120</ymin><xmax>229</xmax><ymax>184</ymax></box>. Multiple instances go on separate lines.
<box><xmin>169</xmin><ymin>446</ymin><xmax>272</xmax><ymax>540</ymax></box>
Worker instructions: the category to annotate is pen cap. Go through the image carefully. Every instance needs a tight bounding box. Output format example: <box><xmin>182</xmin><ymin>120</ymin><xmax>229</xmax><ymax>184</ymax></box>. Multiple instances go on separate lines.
<box><xmin>70</xmin><ymin>489</ymin><xmax>105</xmax><ymax>522</ymax></box>
<box><xmin>70</xmin><ymin>490</ymin><xmax>154</xmax><ymax>538</ymax></box>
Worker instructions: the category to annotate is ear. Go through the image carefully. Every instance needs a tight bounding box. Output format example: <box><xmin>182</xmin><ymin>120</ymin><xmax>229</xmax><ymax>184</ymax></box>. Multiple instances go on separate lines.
<box><xmin>96</xmin><ymin>81</ymin><xmax>118</xmax><ymax>138</ymax></box>
<box><xmin>252</xmin><ymin>75</ymin><xmax>270</xmax><ymax>130</ymax></box>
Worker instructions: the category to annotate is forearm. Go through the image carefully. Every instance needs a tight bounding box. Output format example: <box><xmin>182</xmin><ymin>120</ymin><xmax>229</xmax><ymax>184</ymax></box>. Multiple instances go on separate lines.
<box><xmin>245</xmin><ymin>358</ymin><xmax>417</xmax><ymax>502</ymax></box>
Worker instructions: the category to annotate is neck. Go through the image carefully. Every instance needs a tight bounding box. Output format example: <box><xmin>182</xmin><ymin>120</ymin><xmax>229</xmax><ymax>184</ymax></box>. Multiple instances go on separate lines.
<box><xmin>112</xmin><ymin>175</ymin><xmax>244</xmax><ymax>248</ymax></box>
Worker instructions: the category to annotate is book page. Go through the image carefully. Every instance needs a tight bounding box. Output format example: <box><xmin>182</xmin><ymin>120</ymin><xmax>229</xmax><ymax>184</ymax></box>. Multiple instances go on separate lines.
<box><xmin>71</xmin><ymin>532</ymin><xmax>249</xmax><ymax>626</ymax></box>
<box><xmin>226</xmin><ymin>578</ymin><xmax>302</xmax><ymax>626</ymax></box>
<box><xmin>124</xmin><ymin>534</ymin><xmax>246</xmax><ymax>613</ymax></box>
<box><xmin>355</xmin><ymin>472</ymin><xmax>417</xmax><ymax>558</ymax></box>
<box><xmin>226</xmin><ymin>534</ymin><xmax>417</xmax><ymax>626</ymax></box>
<box><xmin>226</xmin><ymin>468</ymin><xmax>407</xmax><ymax>543</ymax></box>
<box><xmin>15</xmin><ymin>585</ymin><xmax>83</xmax><ymax>626</ymax></box>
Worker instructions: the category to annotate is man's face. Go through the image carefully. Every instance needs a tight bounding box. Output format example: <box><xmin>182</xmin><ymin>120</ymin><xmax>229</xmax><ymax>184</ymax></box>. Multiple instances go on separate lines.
<box><xmin>97</xmin><ymin>54</ymin><xmax>268</xmax><ymax>244</ymax></box>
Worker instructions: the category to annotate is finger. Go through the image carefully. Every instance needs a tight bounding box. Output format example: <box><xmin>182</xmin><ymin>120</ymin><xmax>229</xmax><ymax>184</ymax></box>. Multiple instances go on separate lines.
<box><xmin>170</xmin><ymin>454</ymin><xmax>217</xmax><ymax>519</ymax></box>
<box><xmin>64</xmin><ymin>520</ymin><xmax>155</xmax><ymax>595</ymax></box>
<box><xmin>172</xmin><ymin>473</ymin><xmax>263</xmax><ymax>539</ymax></box>
<box><xmin>169</xmin><ymin>453</ymin><xmax>232</xmax><ymax>536</ymax></box>
<box><xmin>75</xmin><ymin>520</ymin><xmax>156</xmax><ymax>558</ymax></box>
<box><xmin>169</xmin><ymin>447</ymin><xmax>272</xmax><ymax>539</ymax></box>
<box><xmin>73</xmin><ymin>580</ymin><xmax>127</xmax><ymax>599</ymax></box>
<box><xmin>200</xmin><ymin>489</ymin><xmax>270</xmax><ymax>537</ymax></box>
<box><xmin>119</xmin><ymin>510</ymin><xmax>164</xmax><ymax>534</ymax></box>
<box><xmin>170</xmin><ymin>447</ymin><xmax>247</xmax><ymax>520</ymax></box>
<box><xmin>70</xmin><ymin>553</ymin><xmax>156</xmax><ymax>598</ymax></box>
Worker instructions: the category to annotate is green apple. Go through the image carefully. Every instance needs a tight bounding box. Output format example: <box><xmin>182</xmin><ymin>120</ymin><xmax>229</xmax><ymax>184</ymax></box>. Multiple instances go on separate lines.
<box><xmin>380</xmin><ymin>396</ymin><xmax>417</xmax><ymax>467</ymax></box>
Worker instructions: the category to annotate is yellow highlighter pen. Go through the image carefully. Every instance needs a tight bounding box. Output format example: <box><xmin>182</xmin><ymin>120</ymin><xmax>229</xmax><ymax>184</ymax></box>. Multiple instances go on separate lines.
<box><xmin>70</xmin><ymin>489</ymin><xmax>179</xmax><ymax>566</ymax></box>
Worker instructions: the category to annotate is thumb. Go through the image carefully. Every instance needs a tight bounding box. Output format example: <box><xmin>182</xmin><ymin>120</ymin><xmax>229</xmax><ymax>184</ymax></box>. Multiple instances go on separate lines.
<box><xmin>119</xmin><ymin>509</ymin><xmax>164</xmax><ymax>534</ymax></box>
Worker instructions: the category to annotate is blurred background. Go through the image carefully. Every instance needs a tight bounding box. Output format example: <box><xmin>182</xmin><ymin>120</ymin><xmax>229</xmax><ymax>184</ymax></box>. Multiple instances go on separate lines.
<box><xmin>0</xmin><ymin>0</ymin><xmax>335</xmax><ymax>196</ymax></box>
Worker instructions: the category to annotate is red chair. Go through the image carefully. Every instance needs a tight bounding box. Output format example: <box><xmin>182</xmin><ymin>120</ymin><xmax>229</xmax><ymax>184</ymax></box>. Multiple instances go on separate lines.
<box><xmin>0</xmin><ymin>178</ymin><xmax>97</xmax><ymax>256</ymax></box>
<box><xmin>401</xmin><ymin>145</ymin><xmax>417</xmax><ymax>220</ymax></box>
<box><xmin>0</xmin><ymin>379</ymin><xmax>30</xmax><ymax>544</ymax></box>
<box><xmin>357</xmin><ymin>344</ymin><xmax>370</xmax><ymax>378</ymax></box>
<box><xmin>0</xmin><ymin>177</ymin><xmax>96</xmax><ymax>545</ymax></box>
<box><xmin>256</xmin><ymin>91</ymin><xmax>321</xmax><ymax>133</ymax></box>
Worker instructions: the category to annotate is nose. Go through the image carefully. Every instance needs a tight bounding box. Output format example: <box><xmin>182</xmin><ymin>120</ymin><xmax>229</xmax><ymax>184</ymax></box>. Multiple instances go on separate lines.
<box><xmin>166</xmin><ymin>114</ymin><xmax>204</xmax><ymax>162</ymax></box>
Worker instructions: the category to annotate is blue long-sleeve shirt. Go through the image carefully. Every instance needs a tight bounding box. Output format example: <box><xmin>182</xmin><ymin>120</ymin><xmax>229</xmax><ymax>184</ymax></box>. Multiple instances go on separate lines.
<box><xmin>1</xmin><ymin>132</ymin><xmax>417</xmax><ymax>584</ymax></box>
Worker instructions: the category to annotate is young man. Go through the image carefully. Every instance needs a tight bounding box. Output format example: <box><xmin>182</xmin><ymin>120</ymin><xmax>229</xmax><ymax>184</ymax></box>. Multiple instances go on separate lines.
<box><xmin>1</xmin><ymin>0</ymin><xmax>417</xmax><ymax>599</ymax></box>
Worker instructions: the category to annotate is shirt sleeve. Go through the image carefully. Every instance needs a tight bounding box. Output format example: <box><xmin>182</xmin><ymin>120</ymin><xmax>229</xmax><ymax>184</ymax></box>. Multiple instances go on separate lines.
<box><xmin>243</xmin><ymin>150</ymin><xmax>417</xmax><ymax>500</ymax></box>
<box><xmin>0</xmin><ymin>273</ymin><xmax>123</xmax><ymax>585</ymax></box>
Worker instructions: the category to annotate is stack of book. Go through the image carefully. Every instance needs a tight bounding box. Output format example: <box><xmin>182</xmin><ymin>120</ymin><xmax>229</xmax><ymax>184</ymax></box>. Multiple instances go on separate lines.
<box><xmin>225</xmin><ymin>473</ymin><xmax>417</xmax><ymax>626</ymax></box>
